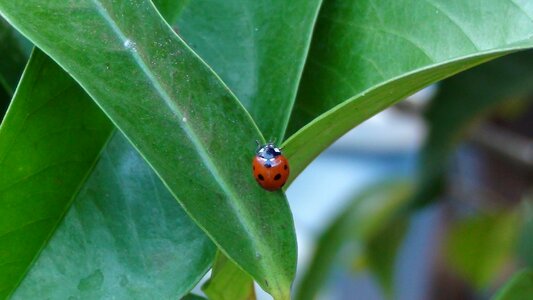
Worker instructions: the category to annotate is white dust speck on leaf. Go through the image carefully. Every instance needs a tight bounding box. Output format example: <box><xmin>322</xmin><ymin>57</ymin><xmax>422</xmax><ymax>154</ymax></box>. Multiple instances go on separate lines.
<box><xmin>123</xmin><ymin>39</ymin><xmax>137</xmax><ymax>52</ymax></box>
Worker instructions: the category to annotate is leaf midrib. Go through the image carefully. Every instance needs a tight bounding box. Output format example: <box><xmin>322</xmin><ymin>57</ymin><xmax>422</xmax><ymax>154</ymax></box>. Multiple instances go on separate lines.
<box><xmin>91</xmin><ymin>0</ymin><xmax>272</xmax><ymax>279</ymax></box>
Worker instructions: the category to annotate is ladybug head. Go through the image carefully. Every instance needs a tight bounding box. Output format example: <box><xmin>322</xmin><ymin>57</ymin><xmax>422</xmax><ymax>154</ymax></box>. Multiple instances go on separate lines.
<box><xmin>256</xmin><ymin>142</ymin><xmax>282</xmax><ymax>159</ymax></box>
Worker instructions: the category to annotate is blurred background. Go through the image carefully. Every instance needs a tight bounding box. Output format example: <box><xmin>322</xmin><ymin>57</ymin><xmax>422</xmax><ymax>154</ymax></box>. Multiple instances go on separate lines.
<box><xmin>278</xmin><ymin>50</ymin><xmax>533</xmax><ymax>300</ymax></box>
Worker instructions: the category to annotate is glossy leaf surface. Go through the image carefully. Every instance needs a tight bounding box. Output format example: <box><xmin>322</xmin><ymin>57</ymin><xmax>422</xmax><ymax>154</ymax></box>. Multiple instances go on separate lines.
<box><xmin>12</xmin><ymin>133</ymin><xmax>216</xmax><ymax>299</ymax></box>
<box><xmin>0</xmin><ymin>1</ymin><xmax>296</xmax><ymax>298</ymax></box>
<box><xmin>0</xmin><ymin>50</ymin><xmax>113</xmax><ymax>299</ymax></box>
<box><xmin>177</xmin><ymin>0</ymin><xmax>322</xmax><ymax>140</ymax></box>
<box><xmin>283</xmin><ymin>0</ymin><xmax>533</xmax><ymax>183</ymax></box>
<box><xmin>2</xmin><ymin>1</ymin><xmax>214</xmax><ymax>298</ymax></box>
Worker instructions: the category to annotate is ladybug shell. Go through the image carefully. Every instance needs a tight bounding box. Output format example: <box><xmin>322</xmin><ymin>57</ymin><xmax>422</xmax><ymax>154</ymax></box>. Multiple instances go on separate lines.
<box><xmin>252</xmin><ymin>154</ymin><xmax>290</xmax><ymax>191</ymax></box>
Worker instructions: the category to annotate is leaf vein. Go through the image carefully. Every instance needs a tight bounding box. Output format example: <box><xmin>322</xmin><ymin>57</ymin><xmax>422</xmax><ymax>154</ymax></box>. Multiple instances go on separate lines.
<box><xmin>423</xmin><ymin>0</ymin><xmax>481</xmax><ymax>51</ymax></box>
<box><xmin>90</xmin><ymin>0</ymin><xmax>264</xmax><ymax>263</ymax></box>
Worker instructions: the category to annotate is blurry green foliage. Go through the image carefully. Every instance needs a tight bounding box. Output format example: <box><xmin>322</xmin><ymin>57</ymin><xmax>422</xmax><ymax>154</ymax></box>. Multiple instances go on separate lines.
<box><xmin>444</xmin><ymin>212</ymin><xmax>520</xmax><ymax>288</ymax></box>
<box><xmin>493</xmin><ymin>269</ymin><xmax>533</xmax><ymax>300</ymax></box>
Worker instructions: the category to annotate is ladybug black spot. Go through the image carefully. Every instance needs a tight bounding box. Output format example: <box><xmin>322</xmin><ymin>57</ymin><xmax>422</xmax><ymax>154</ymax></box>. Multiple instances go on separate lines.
<box><xmin>284</xmin><ymin>164</ymin><xmax>288</xmax><ymax>170</ymax></box>
<box><xmin>258</xmin><ymin>174</ymin><xmax>264</xmax><ymax>181</ymax></box>
<box><xmin>264</xmin><ymin>162</ymin><xmax>272</xmax><ymax>168</ymax></box>
<box><xmin>253</xmin><ymin>166</ymin><xmax>255</xmax><ymax>170</ymax></box>
<box><xmin>274</xmin><ymin>174</ymin><xmax>281</xmax><ymax>180</ymax></box>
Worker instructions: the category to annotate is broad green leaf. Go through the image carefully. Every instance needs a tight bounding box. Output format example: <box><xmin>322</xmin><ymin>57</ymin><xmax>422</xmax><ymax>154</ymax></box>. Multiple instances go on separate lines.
<box><xmin>283</xmin><ymin>51</ymin><xmax>500</xmax><ymax>184</ymax></box>
<box><xmin>153</xmin><ymin>0</ymin><xmax>189</xmax><ymax>25</ymax></box>
<box><xmin>0</xmin><ymin>50</ymin><xmax>114</xmax><ymax>299</ymax></box>
<box><xmin>2</xmin><ymin>1</ymin><xmax>210</xmax><ymax>297</ymax></box>
<box><xmin>283</xmin><ymin>0</ymin><xmax>533</xmax><ymax>183</ymax></box>
<box><xmin>493</xmin><ymin>269</ymin><xmax>533</xmax><ymax>300</ymax></box>
<box><xmin>0</xmin><ymin>1</ymin><xmax>296</xmax><ymax>298</ymax></box>
<box><xmin>12</xmin><ymin>133</ymin><xmax>216</xmax><ymax>299</ymax></box>
<box><xmin>444</xmin><ymin>212</ymin><xmax>520</xmax><ymax>288</ymax></box>
<box><xmin>0</xmin><ymin>17</ymin><xmax>26</xmax><ymax>95</ymax></box>
<box><xmin>176</xmin><ymin>0</ymin><xmax>323</xmax><ymax>140</ymax></box>
<box><xmin>295</xmin><ymin>181</ymin><xmax>413</xmax><ymax>300</ymax></box>
<box><xmin>414</xmin><ymin>50</ymin><xmax>533</xmax><ymax>207</ymax></box>
<box><xmin>203</xmin><ymin>252</ymin><xmax>256</xmax><ymax>300</ymax></box>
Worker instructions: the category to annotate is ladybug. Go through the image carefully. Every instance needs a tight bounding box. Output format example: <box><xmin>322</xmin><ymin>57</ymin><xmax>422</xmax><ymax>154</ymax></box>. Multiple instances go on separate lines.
<box><xmin>252</xmin><ymin>142</ymin><xmax>290</xmax><ymax>191</ymax></box>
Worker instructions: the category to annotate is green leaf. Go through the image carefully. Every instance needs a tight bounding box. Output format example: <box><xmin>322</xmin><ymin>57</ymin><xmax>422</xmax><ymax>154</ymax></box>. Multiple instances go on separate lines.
<box><xmin>203</xmin><ymin>252</ymin><xmax>256</xmax><ymax>300</ymax></box>
<box><xmin>0</xmin><ymin>1</ymin><xmax>296</xmax><ymax>298</ymax></box>
<box><xmin>295</xmin><ymin>181</ymin><xmax>413</xmax><ymax>300</ymax></box>
<box><xmin>0</xmin><ymin>17</ymin><xmax>26</xmax><ymax>95</ymax></box>
<box><xmin>0</xmin><ymin>50</ymin><xmax>114</xmax><ymax>299</ymax></box>
<box><xmin>176</xmin><ymin>0</ymin><xmax>323</xmax><ymax>140</ymax></box>
<box><xmin>153</xmin><ymin>0</ymin><xmax>189</xmax><ymax>25</ymax></box>
<box><xmin>444</xmin><ymin>212</ymin><xmax>520</xmax><ymax>288</ymax></box>
<box><xmin>415</xmin><ymin>50</ymin><xmax>533</xmax><ymax>207</ymax></box>
<box><xmin>2</xmin><ymin>2</ymin><xmax>209</xmax><ymax>298</ymax></box>
<box><xmin>493</xmin><ymin>269</ymin><xmax>533</xmax><ymax>300</ymax></box>
<box><xmin>283</xmin><ymin>0</ymin><xmax>533</xmax><ymax>183</ymax></box>
<box><xmin>11</xmin><ymin>132</ymin><xmax>216</xmax><ymax>299</ymax></box>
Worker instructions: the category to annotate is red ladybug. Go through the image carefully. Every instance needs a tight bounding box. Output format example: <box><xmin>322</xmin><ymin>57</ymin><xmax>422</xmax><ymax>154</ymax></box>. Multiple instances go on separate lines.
<box><xmin>252</xmin><ymin>143</ymin><xmax>290</xmax><ymax>191</ymax></box>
